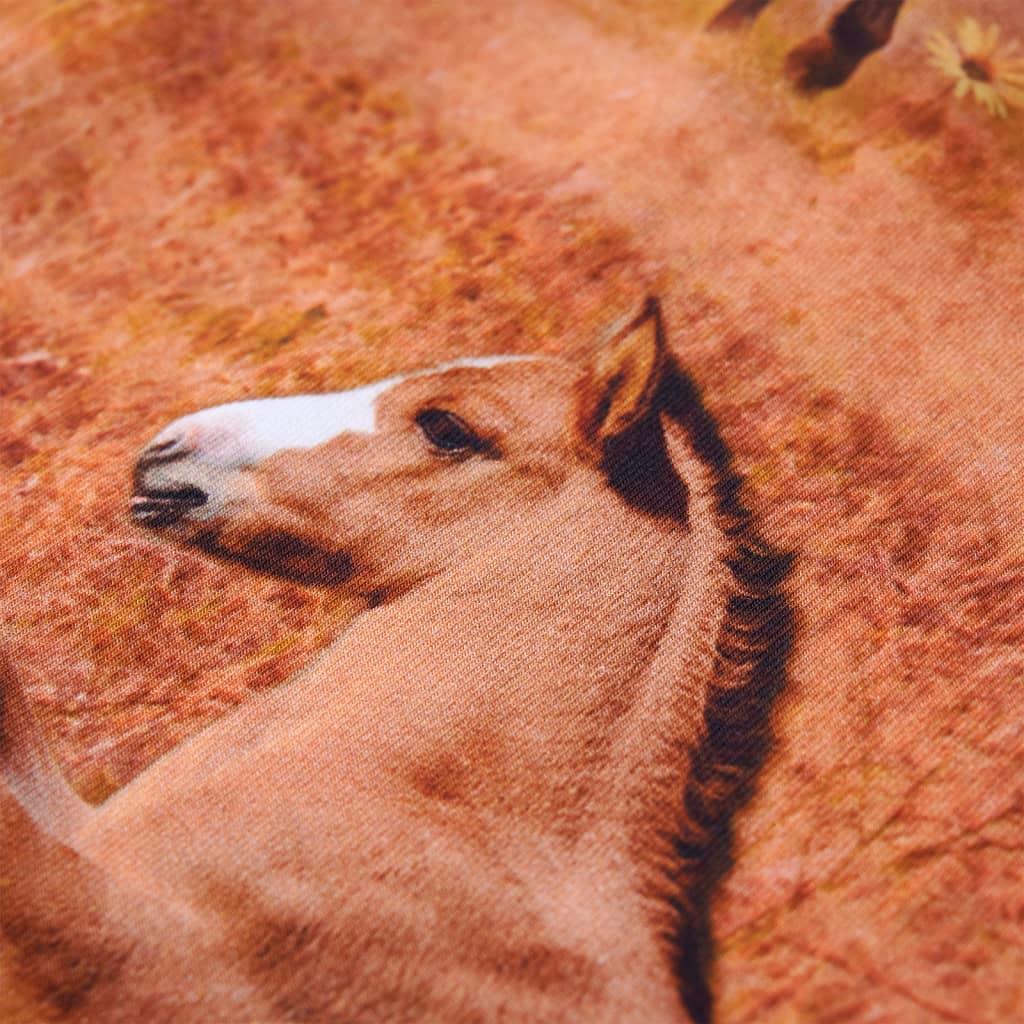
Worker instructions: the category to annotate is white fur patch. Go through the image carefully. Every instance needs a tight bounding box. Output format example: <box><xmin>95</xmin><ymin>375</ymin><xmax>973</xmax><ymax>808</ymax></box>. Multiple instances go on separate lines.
<box><xmin>147</xmin><ymin>355</ymin><xmax>544</xmax><ymax>467</ymax></box>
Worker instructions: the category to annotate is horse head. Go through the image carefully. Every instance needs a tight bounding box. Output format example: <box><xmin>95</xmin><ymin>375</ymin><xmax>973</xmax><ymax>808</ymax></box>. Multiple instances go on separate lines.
<box><xmin>131</xmin><ymin>301</ymin><xmax>668</xmax><ymax>597</ymax></box>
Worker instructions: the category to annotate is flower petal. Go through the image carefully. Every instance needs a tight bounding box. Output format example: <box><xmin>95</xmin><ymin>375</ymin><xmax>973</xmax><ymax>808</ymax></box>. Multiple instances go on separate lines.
<box><xmin>960</xmin><ymin>17</ymin><xmax>982</xmax><ymax>53</ymax></box>
<box><xmin>954</xmin><ymin>77</ymin><xmax>971</xmax><ymax>99</ymax></box>
<box><xmin>998</xmin><ymin>83</ymin><xmax>1024</xmax><ymax>108</ymax></box>
<box><xmin>999</xmin><ymin>65</ymin><xmax>1024</xmax><ymax>86</ymax></box>
<box><xmin>984</xmin><ymin>23</ymin><xmax>1000</xmax><ymax>55</ymax></box>
<box><xmin>928</xmin><ymin>37</ymin><xmax>962</xmax><ymax>80</ymax></box>
<box><xmin>976</xmin><ymin>83</ymin><xmax>1007</xmax><ymax>117</ymax></box>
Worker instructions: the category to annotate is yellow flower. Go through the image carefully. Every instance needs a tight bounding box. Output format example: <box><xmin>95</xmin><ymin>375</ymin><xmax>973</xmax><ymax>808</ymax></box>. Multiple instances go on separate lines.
<box><xmin>927</xmin><ymin>17</ymin><xmax>1024</xmax><ymax>118</ymax></box>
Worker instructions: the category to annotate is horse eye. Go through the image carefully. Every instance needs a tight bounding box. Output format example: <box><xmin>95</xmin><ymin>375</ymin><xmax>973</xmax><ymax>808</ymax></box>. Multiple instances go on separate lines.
<box><xmin>415</xmin><ymin>409</ymin><xmax>482</xmax><ymax>454</ymax></box>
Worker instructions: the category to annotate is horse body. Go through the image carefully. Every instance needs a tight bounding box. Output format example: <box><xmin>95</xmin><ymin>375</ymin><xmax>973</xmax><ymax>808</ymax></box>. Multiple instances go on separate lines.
<box><xmin>1</xmin><ymin>300</ymin><xmax>788</xmax><ymax>1022</ymax></box>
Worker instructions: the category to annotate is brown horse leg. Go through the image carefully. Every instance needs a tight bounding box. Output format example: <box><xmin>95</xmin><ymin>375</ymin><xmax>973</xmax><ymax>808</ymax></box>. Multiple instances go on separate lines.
<box><xmin>706</xmin><ymin>0</ymin><xmax>776</xmax><ymax>33</ymax></box>
<box><xmin>785</xmin><ymin>0</ymin><xmax>906</xmax><ymax>92</ymax></box>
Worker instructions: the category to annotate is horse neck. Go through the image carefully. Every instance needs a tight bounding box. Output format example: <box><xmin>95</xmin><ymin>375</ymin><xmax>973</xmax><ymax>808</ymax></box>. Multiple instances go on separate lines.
<box><xmin>316</xmin><ymin>465</ymin><xmax>726</xmax><ymax>893</ymax></box>
<box><xmin>276</xmin><ymin>473</ymin><xmax>714</xmax><ymax>1021</ymax></box>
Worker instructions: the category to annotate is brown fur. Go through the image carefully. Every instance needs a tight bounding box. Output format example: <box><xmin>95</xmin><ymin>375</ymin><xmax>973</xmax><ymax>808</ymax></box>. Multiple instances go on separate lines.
<box><xmin>1</xmin><ymin>301</ymin><xmax>790</xmax><ymax>1022</ymax></box>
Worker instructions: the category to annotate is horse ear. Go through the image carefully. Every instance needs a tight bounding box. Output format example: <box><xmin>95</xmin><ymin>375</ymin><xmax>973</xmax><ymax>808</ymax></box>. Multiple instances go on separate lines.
<box><xmin>579</xmin><ymin>296</ymin><xmax>667</xmax><ymax>448</ymax></box>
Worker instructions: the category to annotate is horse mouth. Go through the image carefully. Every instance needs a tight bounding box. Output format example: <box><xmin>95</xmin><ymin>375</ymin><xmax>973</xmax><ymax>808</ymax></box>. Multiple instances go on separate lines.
<box><xmin>130</xmin><ymin>486</ymin><xmax>209</xmax><ymax>527</ymax></box>
<box><xmin>194</xmin><ymin>529</ymin><xmax>354</xmax><ymax>587</ymax></box>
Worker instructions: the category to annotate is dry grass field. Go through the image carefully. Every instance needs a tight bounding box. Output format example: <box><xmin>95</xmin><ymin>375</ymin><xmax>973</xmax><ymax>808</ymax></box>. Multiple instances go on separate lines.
<box><xmin>2</xmin><ymin>1</ymin><xmax>1022</xmax><ymax>1019</ymax></box>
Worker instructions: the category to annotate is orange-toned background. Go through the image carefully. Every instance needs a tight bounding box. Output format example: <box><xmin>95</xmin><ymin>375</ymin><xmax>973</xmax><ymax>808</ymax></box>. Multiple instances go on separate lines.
<box><xmin>2</xmin><ymin>1</ymin><xmax>1022</xmax><ymax>1019</ymax></box>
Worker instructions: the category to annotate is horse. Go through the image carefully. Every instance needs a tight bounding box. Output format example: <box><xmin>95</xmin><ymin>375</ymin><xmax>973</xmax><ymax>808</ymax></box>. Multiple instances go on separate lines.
<box><xmin>0</xmin><ymin>298</ymin><xmax>791</xmax><ymax>1023</ymax></box>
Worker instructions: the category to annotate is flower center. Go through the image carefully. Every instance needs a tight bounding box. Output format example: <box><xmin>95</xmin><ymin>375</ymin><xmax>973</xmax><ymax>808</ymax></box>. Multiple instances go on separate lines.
<box><xmin>960</xmin><ymin>56</ymin><xmax>994</xmax><ymax>83</ymax></box>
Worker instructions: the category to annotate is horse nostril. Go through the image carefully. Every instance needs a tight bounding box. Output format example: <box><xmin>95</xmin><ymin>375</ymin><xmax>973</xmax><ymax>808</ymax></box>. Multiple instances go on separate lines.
<box><xmin>136</xmin><ymin>436</ymin><xmax>192</xmax><ymax>471</ymax></box>
<box><xmin>130</xmin><ymin>485</ymin><xmax>208</xmax><ymax>527</ymax></box>
<box><xmin>132</xmin><ymin>436</ymin><xmax>207</xmax><ymax>527</ymax></box>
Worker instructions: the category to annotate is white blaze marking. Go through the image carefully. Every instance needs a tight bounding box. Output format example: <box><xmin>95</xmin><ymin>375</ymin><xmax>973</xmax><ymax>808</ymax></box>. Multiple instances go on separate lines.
<box><xmin>147</xmin><ymin>355</ymin><xmax>545</xmax><ymax>468</ymax></box>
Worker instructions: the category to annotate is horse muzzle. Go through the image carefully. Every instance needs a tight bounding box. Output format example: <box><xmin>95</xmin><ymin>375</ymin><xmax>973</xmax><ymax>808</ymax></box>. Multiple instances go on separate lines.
<box><xmin>131</xmin><ymin>439</ymin><xmax>216</xmax><ymax>528</ymax></box>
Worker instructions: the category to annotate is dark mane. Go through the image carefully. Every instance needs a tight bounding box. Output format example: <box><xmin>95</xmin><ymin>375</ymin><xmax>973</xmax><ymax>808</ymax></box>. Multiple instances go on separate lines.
<box><xmin>603</xmin><ymin>349</ymin><xmax>794</xmax><ymax>1024</ymax></box>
